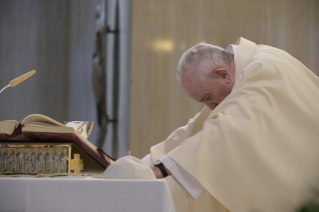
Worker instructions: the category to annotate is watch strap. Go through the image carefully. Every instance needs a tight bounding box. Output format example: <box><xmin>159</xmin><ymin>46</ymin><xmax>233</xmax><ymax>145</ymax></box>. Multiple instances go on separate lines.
<box><xmin>154</xmin><ymin>160</ymin><xmax>168</xmax><ymax>178</ymax></box>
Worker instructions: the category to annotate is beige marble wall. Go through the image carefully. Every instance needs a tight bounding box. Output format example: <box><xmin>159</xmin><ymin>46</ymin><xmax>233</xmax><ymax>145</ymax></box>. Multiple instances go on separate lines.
<box><xmin>130</xmin><ymin>0</ymin><xmax>319</xmax><ymax>158</ymax></box>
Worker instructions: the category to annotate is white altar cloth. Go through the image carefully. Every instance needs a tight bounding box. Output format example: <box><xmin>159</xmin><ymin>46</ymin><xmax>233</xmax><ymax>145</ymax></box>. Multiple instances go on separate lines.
<box><xmin>0</xmin><ymin>177</ymin><xmax>176</xmax><ymax>212</ymax></box>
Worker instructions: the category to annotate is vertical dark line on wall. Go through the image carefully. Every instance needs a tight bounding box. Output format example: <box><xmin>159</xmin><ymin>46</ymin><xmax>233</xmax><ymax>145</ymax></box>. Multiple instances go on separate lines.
<box><xmin>111</xmin><ymin>0</ymin><xmax>120</xmax><ymax>159</ymax></box>
<box><xmin>64</xmin><ymin>0</ymin><xmax>72</xmax><ymax>121</ymax></box>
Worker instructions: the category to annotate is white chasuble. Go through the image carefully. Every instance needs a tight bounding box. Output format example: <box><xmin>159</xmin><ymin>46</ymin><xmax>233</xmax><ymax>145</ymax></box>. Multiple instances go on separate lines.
<box><xmin>151</xmin><ymin>37</ymin><xmax>319</xmax><ymax>212</ymax></box>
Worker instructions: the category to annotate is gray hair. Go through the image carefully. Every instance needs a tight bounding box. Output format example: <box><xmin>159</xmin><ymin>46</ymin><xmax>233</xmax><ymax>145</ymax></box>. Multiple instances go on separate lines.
<box><xmin>176</xmin><ymin>42</ymin><xmax>233</xmax><ymax>82</ymax></box>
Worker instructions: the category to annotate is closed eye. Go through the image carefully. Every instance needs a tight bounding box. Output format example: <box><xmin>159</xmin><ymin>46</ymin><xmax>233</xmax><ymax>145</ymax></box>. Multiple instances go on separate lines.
<box><xmin>206</xmin><ymin>94</ymin><xmax>214</xmax><ymax>101</ymax></box>
<box><xmin>199</xmin><ymin>93</ymin><xmax>213</xmax><ymax>102</ymax></box>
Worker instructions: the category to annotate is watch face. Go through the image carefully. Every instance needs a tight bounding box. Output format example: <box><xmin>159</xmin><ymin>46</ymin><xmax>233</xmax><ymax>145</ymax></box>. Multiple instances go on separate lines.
<box><xmin>154</xmin><ymin>159</ymin><xmax>161</xmax><ymax>166</ymax></box>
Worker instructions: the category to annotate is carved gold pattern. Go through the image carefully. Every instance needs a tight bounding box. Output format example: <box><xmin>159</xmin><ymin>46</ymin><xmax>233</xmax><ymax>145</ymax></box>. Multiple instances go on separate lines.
<box><xmin>0</xmin><ymin>144</ymin><xmax>71</xmax><ymax>175</ymax></box>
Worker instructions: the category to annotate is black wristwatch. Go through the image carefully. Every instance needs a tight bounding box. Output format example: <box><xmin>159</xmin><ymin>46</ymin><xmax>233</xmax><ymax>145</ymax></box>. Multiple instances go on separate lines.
<box><xmin>154</xmin><ymin>159</ymin><xmax>168</xmax><ymax>178</ymax></box>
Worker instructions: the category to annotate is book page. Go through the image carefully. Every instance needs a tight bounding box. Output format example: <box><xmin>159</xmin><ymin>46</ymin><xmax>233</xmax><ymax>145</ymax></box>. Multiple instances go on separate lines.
<box><xmin>21</xmin><ymin>118</ymin><xmax>96</xmax><ymax>150</ymax></box>
<box><xmin>22</xmin><ymin>115</ymin><xmax>99</xmax><ymax>151</ymax></box>
<box><xmin>0</xmin><ymin>120</ymin><xmax>20</xmax><ymax>134</ymax></box>
<box><xmin>22</xmin><ymin>123</ymin><xmax>75</xmax><ymax>133</ymax></box>
<box><xmin>21</xmin><ymin>114</ymin><xmax>65</xmax><ymax>127</ymax></box>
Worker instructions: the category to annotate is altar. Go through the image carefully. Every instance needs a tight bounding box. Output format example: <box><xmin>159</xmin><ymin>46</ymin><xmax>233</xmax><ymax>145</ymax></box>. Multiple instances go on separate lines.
<box><xmin>0</xmin><ymin>177</ymin><xmax>176</xmax><ymax>212</ymax></box>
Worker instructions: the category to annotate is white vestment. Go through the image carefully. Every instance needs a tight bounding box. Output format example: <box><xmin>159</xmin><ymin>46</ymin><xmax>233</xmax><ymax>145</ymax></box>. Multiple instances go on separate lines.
<box><xmin>150</xmin><ymin>37</ymin><xmax>319</xmax><ymax>212</ymax></box>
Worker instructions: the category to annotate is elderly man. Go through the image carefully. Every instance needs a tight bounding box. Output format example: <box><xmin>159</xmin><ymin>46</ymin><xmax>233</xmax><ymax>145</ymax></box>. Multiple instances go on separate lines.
<box><xmin>143</xmin><ymin>37</ymin><xmax>319</xmax><ymax>212</ymax></box>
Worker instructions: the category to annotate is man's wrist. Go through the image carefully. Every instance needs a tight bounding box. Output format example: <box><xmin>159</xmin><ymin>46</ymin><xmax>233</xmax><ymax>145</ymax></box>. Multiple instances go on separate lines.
<box><xmin>150</xmin><ymin>165</ymin><xmax>164</xmax><ymax>179</ymax></box>
<box><xmin>154</xmin><ymin>160</ymin><xmax>169</xmax><ymax>178</ymax></box>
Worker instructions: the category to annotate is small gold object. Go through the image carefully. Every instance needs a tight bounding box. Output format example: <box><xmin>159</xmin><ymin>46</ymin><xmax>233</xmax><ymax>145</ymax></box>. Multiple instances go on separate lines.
<box><xmin>77</xmin><ymin>126</ymin><xmax>83</xmax><ymax>134</ymax></box>
<box><xmin>70</xmin><ymin>154</ymin><xmax>83</xmax><ymax>175</ymax></box>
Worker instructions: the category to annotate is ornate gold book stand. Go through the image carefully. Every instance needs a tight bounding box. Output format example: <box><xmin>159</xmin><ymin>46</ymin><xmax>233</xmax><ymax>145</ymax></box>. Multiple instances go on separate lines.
<box><xmin>0</xmin><ymin>118</ymin><xmax>114</xmax><ymax>175</ymax></box>
<box><xmin>0</xmin><ymin>131</ymin><xmax>113</xmax><ymax>175</ymax></box>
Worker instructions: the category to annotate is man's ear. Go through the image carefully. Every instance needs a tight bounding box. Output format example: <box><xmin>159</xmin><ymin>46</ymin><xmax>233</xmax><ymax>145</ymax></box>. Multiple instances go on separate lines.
<box><xmin>214</xmin><ymin>68</ymin><xmax>232</xmax><ymax>84</ymax></box>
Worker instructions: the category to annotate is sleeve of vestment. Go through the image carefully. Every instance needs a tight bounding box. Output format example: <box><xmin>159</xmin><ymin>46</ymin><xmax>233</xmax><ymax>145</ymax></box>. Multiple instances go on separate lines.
<box><xmin>141</xmin><ymin>154</ymin><xmax>207</xmax><ymax>199</ymax></box>
<box><xmin>150</xmin><ymin>105</ymin><xmax>213</xmax><ymax>162</ymax></box>
<box><xmin>160</xmin><ymin>155</ymin><xmax>206</xmax><ymax>200</ymax></box>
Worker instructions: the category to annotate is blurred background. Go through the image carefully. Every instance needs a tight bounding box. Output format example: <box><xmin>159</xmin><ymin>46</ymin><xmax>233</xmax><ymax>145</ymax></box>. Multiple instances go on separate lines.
<box><xmin>0</xmin><ymin>0</ymin><xmax>318</xmax><ymax>159</ymax></box>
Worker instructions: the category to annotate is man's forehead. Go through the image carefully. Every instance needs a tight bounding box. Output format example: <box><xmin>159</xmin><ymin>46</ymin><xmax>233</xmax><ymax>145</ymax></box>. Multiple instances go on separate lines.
<box><xmin>180</xmin><ymin>70</ymin><xmax>193</xmax><ymax>83</ymax></box>
<box><xmin>181</xmin><ymin>72</ymin><xmax>207</xmax><ymax>101</ymax></box>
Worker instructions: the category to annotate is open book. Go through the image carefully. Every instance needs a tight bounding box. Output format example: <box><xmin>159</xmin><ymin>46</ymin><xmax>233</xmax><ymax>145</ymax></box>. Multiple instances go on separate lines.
<box><xmin>0</xmin><ymin>114</ymin><xmax>114</xmax><ymax>169</ymax></box>
<box><xmin>0</xmin><ymin>114</ymin><xmax>81</xmax><ymax>135</ymax></box>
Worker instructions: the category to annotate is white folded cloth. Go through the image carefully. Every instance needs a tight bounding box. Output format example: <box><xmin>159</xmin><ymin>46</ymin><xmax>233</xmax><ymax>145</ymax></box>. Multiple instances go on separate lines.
<box><xmin>103</xmin><ymin>155</ymin><xmax>156</xmax><ymax>180</ymax></box>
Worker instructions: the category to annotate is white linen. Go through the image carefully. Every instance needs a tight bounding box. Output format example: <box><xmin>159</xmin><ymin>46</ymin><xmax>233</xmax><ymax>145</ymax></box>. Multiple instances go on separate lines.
<box><xmin>0</xmin><ymin>177</ymin><xmax>176</xmax><ymax>212</ymax></box>
<box><xmin>104</xmin><ymin>155</ymin><xmax>156</xmax><ymax>179</ymax></box>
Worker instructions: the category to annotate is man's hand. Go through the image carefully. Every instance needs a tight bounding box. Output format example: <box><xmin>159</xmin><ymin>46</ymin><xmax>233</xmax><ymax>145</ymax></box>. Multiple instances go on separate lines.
<box><xmin>149</xmin><ymin>165</ymin><xmax>172</xmax><ymax>179</ymax></box>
